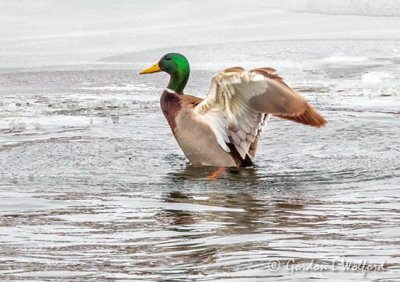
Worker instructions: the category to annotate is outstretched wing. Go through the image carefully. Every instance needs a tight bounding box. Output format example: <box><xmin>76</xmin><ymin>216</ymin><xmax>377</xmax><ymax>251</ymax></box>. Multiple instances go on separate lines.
<box><xmin>194</xmin><ymin>67</ymin><xmax>326</xmax><ymax>160</ymax></box>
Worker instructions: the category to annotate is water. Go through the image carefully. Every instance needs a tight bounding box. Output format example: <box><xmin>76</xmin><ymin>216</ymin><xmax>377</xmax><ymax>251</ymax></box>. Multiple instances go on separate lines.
<box><xmin>1</xmin><ymin>1</ymin><xmax>400</xmax><ymax>281</ymax></box>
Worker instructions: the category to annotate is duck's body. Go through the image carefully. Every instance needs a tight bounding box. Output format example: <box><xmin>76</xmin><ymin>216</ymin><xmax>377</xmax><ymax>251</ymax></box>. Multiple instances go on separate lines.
<box><xmin>141</xmin><ymin>53</ymin><xmax>326</xmax><ymax>168</ymax></box>
<box><xmin>161</xmin><ymin>90</ymin><xmax>242</xmax><ymax>166</ymax></box>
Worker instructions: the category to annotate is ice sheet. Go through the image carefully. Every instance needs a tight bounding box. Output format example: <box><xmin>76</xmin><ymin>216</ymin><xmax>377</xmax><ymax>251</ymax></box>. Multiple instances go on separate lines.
<box><xmin>1</xmin><ymin>0</ymin><xmax>400</xmax><ymax>69</ymax></box>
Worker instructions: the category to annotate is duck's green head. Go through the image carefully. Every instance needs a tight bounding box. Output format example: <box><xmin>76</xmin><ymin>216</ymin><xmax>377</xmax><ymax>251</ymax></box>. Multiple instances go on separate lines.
<box><xmin>140</xmin><ymin>53</ymin><xmax>190</xmax><ymax>94</ymax></box>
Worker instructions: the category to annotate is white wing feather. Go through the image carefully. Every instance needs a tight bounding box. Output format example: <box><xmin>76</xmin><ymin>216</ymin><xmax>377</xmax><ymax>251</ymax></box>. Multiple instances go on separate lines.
<box><xmin>195</xmin><ymin>70</ymin><xmax>268</xmax><ymax>159</ymax></box>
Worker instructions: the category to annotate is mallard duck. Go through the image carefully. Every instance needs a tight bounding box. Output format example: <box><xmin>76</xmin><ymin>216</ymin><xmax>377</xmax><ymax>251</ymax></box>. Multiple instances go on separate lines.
<box><xmin>140</xmin><ymin>53</ymin><xmax>325</xmax><ymax>169</ymax></box>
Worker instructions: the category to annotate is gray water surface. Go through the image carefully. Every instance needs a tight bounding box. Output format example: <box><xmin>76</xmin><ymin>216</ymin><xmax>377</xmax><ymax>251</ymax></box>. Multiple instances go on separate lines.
<box><xmin>1</xmin><ymin>39</ymin><xmax>400</xmax><ymax>281</ymax></box>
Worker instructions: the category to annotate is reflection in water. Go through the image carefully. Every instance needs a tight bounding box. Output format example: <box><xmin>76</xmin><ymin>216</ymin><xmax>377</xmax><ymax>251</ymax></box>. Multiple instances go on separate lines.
<box><xmin>0</xmin><ymin>155</ymin><xmax>399</xmax><ymax>281</ymax></box>
<box><xmin>167</xmin><ymin>165</ymin><xmax>260</xmax><ymax>184</ymax></box>
<box><xmin>146</xmin><ymin>188</ymin><xmax>329</xmax><ymax>279</ymax></box>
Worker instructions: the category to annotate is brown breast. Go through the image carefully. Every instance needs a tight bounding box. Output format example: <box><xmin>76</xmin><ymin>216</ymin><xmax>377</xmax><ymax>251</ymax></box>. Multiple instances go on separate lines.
<box><xmin>160</xmin><ymin>90</ymin><xmax>182</xmax><ymax>135</ymax></box>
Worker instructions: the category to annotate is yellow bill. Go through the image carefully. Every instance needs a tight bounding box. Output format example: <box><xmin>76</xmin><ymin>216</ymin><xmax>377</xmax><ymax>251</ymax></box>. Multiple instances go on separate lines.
<box><xmin>139</xmin><ymin>63</ymin><xmax>161</xmax><ymax>74</ymax></box>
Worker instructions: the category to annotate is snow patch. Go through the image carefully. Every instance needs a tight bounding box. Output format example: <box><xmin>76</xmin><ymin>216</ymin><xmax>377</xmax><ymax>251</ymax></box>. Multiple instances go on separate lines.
<box><xmin>362</xmin><ymin>71</ymin><xmax>394</xmax><ymax>85</ymax></box>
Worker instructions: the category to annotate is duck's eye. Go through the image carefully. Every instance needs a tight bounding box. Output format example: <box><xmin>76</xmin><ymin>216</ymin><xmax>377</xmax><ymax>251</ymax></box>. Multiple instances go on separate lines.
<box><xmin>165</xmin><ymin>56</ymin><xmax>171</xmax><ymax>61</ymax></box>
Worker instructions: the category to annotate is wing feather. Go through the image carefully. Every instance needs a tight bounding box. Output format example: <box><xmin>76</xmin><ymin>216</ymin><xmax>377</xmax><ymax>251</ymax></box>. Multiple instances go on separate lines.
<box><xmin>195</xmin><ymin>67</ymin><xmax>326</xmax><ymax>160</ymax></box>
